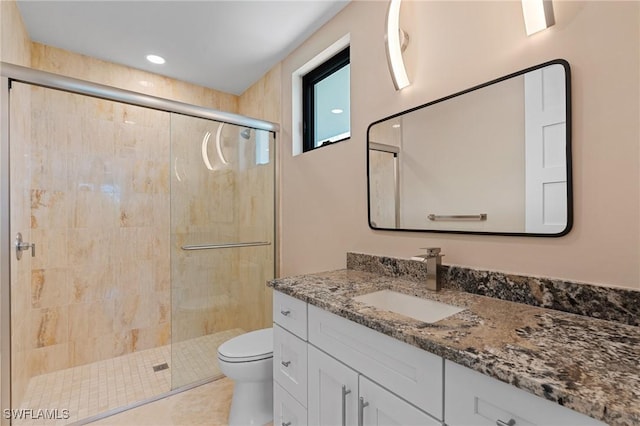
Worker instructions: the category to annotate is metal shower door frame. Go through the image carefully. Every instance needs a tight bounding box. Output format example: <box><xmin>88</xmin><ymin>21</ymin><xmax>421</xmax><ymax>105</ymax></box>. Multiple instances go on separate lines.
<box><xmin>1</xmin><ymin>76</ymin><xmax>11</xmax><ymax>426</ymax></box>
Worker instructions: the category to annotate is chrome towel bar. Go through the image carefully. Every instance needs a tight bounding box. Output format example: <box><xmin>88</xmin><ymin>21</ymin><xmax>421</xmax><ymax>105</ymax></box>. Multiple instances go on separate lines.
<box><xmin>181</xmin><ymin>241</ymin><xmax>271</xmax><ymax>251</ymax></box>
<box><xmin>427</xmin><ymin>214</ymin><xmax>487</xmax><ymax>221</ymax></box>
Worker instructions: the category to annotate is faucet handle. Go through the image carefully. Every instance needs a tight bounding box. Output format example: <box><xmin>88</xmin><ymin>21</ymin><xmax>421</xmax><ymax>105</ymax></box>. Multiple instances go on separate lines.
<box><xmin>419</xmin><ymin>247</ymin><xmax>442</xmax><ymax>257</ymax></box>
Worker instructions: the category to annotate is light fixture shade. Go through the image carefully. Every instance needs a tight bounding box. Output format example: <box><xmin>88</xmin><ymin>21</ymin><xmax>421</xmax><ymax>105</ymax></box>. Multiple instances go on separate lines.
<box><xmin>522</xmin><ymin>0</ymin><xmax>555</xmax><ymax>36</ymax></box>
<box><xmin>385</xmin><ymin>0</ymin><xmax>410</xmax><ymax>90</ymax></box>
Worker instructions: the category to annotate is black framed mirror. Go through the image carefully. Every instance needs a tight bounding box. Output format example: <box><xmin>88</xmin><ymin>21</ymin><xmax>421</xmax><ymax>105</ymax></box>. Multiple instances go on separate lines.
<box><xmin>367</xmin><ymin>59</ymin><xmax>572</xmax><ymax>237</ymax></box>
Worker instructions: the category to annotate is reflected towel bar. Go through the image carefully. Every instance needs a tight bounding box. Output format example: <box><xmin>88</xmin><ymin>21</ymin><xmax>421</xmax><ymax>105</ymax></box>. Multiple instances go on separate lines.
<box><xmin>181</xmin><ymin>241</ymin><xmax>271</xmax><ymax>251</ymax></box>
<box><xmin>427</xmin><ymin>214</ymin><xmax>487</xmax><ymax>221</ymax></box>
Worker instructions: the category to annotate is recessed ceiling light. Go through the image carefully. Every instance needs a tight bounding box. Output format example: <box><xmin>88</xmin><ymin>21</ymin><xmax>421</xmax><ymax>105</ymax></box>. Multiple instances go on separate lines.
<box><xmin>331</xmin><ymin>108</ymin><xmax>344</xmax><ymax>114</ymax></box>
<box><xmin>146</xmin><ymin>54</ymin><xmax>165</xmax><ymax>65</ymax></box>
<box><xmin>139</xmin><ymin>80</ymin><xmax>154</xmax><ymax>88</ymax></box>
<box><xmin>392</xmin><ymin>124</ymin><xmax>401</xmax><ymax>128</ymax></box>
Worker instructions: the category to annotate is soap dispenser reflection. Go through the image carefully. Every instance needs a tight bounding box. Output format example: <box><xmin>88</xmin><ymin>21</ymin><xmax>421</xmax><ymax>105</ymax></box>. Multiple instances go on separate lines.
<box><xmin>411</xmin><ymin>248</ymin><xmax>443</xmax><ymax>291</ymax></box>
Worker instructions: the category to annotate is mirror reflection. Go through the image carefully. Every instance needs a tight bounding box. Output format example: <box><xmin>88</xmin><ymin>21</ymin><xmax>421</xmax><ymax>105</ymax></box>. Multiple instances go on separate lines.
<box><xmin>367</xmin><ymin>60</ymin><xmax>571</xmax><ymax>236</ymax></box>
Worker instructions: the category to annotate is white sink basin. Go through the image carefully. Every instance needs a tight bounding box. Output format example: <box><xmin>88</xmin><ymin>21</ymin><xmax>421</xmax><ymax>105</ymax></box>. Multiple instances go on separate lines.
<box><xmin>353</xmin><ymin>290</ymin><xmax>464</xmax><ymax>323</ymax></box>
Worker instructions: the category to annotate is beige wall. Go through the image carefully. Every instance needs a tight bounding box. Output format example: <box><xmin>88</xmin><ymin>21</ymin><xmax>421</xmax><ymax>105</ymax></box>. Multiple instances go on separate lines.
<box><xmin>239</xmin><ymin>64</ymin><xmax>282</xmax><ymax>124</ymax></box>
<box><xmin>239</xmin><ymin>64</ymin><xmax>282</xmax><ymax>291</ymax></box>
<box><xmin>31</xmin><ymin>43</ymin><xmax>238</xmax><ymax>112</ymax></box>
<box><xmin>0</xmin><ymin>0</ymin><xmax>31</xmax><ymax>66</ymax></box>
<box><xmin>279</xmin><ymin>1</ymin><xmax>640</xmax><ymax>289</ymax></box>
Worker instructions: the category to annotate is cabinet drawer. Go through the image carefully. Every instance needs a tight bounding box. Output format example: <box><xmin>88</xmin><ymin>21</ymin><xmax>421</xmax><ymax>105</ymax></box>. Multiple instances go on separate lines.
<box><xmin>274</xmin><ymin>383</ymin><xmax>307</xmax><ymax>426</ymax></box>
<box><xmin>274</xmin><ymin>291</ymin><xmax>308</xmax><ymax>340</ymax></box>
<box><xmin>308</xmin><ymin>305</ymin><xmax>443</xmax><ymax>419</ymax></box>
<box><xmin>274</xmin><ymin>324</ymin><xmax>308</xmax><ymax>407</ymax></box>
<box><xmin>445</xmin><ymin>361</ymin><xmax>606</xmax><ymax>426</ymax></box>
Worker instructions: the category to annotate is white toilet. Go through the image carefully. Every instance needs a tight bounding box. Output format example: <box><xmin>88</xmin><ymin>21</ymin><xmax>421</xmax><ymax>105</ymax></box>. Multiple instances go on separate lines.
<box><xmin>217</xmin><ymin>327</ymin><xmax>273</xmax><ymax>426</ymax></box>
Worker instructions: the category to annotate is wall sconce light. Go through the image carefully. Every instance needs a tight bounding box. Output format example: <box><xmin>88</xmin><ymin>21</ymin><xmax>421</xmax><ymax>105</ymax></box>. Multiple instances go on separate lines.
<box><xmin>385</xmin><ymin>0</ymin><xmax>410</xmax><ymax>90</ymax></box>
<box><xmin>521</xmin><ymin>0</ymin><xmax>555</xmax><ymax>36</ymax></box>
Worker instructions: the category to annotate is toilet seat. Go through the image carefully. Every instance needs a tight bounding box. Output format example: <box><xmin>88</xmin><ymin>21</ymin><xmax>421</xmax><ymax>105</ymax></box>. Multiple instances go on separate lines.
<box><xmin>218</xmin><ymin>328</ymin><xmax>273</xmax><ymax>363</ymax></box>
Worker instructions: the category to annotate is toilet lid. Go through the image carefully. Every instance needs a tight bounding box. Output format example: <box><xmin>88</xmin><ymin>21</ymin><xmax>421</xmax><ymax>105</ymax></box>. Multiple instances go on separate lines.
<box><xmin>217</xmin><ymin>327</ymin><xmax>273</xmax><ymax>363</ymax></box>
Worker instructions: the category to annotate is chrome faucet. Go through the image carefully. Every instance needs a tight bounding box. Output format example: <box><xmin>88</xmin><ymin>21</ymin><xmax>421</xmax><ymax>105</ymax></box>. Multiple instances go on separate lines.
<box><xmin>411</xmin><ymin>247</ymin><xmax>443</xmax><ymax>291</ymax></box>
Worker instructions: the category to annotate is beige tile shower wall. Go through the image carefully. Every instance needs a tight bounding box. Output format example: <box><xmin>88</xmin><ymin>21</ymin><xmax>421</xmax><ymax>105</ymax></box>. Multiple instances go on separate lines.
<box><xmin>233</xmin><ymin>134</ymin><xmax>275</xmax><ymax>332</ymax></box>
<box><xmin>170</xmin><ymin>115</ymin><xmax>240</xmax><ymax>344</ymax></box>
<box><xmin>238</xmin><ymin>64</ymin><xmax>282</xmax><ymax>124</ymax></box>
<box><xmin>238</xmin><ymin>64</ymin><xmax>281</xmax><ymax>327</ymax></box>
<box><xmin>170</xmin><ymin>115</ymin><xmax>275</xmax><ymax>343</ymax></box>
<box><xmin>31</xmin><ymin>43</ymin><xmax>239</xmax><ymax>113</ymax></box>
<box><xmin>5</xmin><ymin>14</ymin><xmax>278</xmax><ymax>406</ymax></box>
<box><xmin>7</xmin><ymin>38</ymin><xmax>243</xmax><ymax>404</ymax></box>
<box><xmin>278</xmin><ymin>1</ymin><xmax>640</xmax><ymax>289</ymax></box>
<box><xmin>1</xmin><ymin>0</ymin><xmax>33</xmax><ymax>408</ymax></box>
<box><xmin>1</xmin><ymin>0</ymin><xmax>31</xmax><ymax>66</ymax></box>
<box><xmin>26</xmin><ymin>86</ymin><xmax>171</xmax><ymax>372</ymax></box>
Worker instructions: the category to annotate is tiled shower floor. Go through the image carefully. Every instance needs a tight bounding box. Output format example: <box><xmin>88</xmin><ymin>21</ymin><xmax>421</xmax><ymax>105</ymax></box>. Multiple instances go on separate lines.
<box><xmin>16</xmin><ymin>329</ymin><xmax>244</xmax><ymax>426</ymax></box>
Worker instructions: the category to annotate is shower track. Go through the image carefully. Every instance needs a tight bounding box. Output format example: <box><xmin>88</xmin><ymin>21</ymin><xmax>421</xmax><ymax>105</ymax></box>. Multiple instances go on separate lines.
<box><xmin>0</xmin><ymin>62</ymin><xmax>279</xmax><ymax>132</ymax></box>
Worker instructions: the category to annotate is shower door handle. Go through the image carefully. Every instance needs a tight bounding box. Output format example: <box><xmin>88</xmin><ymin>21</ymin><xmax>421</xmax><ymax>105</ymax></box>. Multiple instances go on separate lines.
<box><xmin>15</xmin><ymin>232</ymin><xmax>35</xmax><ymax>260</ymax></box>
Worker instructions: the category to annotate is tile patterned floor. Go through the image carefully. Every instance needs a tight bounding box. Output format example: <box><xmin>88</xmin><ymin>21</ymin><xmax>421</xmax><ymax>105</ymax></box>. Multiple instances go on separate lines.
<box><xmin>16</xmin><ymin>329</ymin><xmax>243</xmax><ymax>426</ymax></box>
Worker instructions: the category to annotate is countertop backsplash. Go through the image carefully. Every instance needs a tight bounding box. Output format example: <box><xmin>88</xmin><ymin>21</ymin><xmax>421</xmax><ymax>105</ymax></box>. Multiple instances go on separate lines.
<box><xmin>346</xmin><ymin>252</ymin><xmax>640</xmax><ymax>327</ymax></box>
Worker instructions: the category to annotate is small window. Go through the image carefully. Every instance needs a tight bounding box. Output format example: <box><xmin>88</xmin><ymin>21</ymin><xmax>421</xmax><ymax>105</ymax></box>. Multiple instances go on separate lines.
<box><xmin>302</xmin><ymin>47</ymin><xmax>350</xmax><ymax>152</ymax></box>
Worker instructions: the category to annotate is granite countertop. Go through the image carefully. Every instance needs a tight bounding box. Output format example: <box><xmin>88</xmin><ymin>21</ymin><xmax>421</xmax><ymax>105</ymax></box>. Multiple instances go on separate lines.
<box><xmin>268</xmin><ymin>268</ymin><xmax>640</xmax><ymax>426</ymax></box>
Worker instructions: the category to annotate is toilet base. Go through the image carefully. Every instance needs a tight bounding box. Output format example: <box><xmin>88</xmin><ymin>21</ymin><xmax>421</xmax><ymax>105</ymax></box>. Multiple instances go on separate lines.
<box><xmin>228</xmin><ymin>380</ymin><xmax>273</xmax><ymax>426</ymax></box>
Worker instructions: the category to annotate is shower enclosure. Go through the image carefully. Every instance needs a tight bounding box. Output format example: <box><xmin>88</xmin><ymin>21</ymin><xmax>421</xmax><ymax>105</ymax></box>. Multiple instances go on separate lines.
<box><xmin>0</xmin><ymin>64</ymin><xmax>276</xmax><ymax>424</ymax></box>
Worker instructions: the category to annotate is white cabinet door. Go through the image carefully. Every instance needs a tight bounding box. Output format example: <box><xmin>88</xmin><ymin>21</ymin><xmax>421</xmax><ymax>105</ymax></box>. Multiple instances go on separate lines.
<box><xmin>308</xmin><ymin>345</ymin><xmax>359</xmax><ymax>426</ymax></box>
<box><xmin>275</xmin><ymin>383</ymin><xmax>307</xmax><ymax>426</ymax></box>
<box><xmin>359</xmin><ymin>376</ymin><xmax>441</xmax><ymax>426</ymax></box>
<box><xmin>445</xmin><ymin>361</ymin><xmax>606</xmax><ymax>426</ymax></box>
<box><xmin>308</xmin><ymin>305</ymin><xmax>443</xmax><ymax>419</ymax></box>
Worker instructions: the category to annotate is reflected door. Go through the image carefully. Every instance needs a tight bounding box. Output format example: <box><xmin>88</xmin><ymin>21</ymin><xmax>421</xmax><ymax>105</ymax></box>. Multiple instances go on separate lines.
<box><xmin>524</xmin><ymin>64</ymin><xmax>568</xmax><ymax>233</ymax></box>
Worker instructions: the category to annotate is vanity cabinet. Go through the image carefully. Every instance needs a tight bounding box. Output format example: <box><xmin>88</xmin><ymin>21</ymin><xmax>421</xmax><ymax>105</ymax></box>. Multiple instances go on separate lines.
<box><xmin>445</xmin><ymin>361</ymin><xmax>606</xmax><ymax>426</ymax></box>
<box><xmin>274</xmin><ymin>290</ymin><xmax>443</xmax><ymax>426</ymax></box>
<box><xmin>274</xmin><ymin>291</ymin><xmax>606</xmax><ymax>426</ymax></box>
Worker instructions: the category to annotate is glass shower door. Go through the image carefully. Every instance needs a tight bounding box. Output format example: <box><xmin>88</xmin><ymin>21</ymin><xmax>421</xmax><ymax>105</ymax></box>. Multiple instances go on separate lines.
<box><xmin>8</xmin><ymin>82</ymin><xmax>173</xmax><ymax>423</ymax></box>
<box><xmin>169</xmin><ymin>114</ymin><xmax>275</xmax><ymax>389</ymax></box>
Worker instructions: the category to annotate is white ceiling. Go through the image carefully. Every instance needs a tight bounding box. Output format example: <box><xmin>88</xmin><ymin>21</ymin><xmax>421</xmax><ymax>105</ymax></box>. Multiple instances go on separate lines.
<box><xmin>17</xmin><ymin>0</ymin><xmax>350</xmax><ymax>95</ymax></box>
